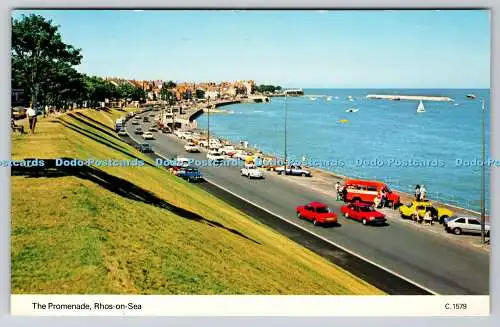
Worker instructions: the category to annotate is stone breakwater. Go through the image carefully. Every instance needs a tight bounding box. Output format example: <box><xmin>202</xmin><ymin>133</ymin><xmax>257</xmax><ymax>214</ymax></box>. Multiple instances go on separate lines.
<box><xmin>366</xmin><ymin>94</ymin><xmax>454</xmax><ymax>102</ymax></box>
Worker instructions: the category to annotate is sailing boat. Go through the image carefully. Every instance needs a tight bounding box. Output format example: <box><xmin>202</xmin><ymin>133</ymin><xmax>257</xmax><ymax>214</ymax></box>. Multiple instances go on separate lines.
<box><xmin>417</xmin><ymin>100</ymin><xmax>425</xmax><ymax>113</ymax></box>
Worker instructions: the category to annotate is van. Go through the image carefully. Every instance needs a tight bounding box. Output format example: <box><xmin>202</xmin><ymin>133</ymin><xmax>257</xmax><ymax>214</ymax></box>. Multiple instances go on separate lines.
<box><xmin>343</xmin><ymin>179</ymin><xmax>400</xmax><ymax>206</ymax></box>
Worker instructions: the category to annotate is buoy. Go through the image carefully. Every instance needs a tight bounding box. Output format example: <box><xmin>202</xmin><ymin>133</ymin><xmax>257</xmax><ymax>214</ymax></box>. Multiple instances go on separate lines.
<box><xmin>339</xmin><ymin>119</ymin><xmax>349</xmax><ymax>123</ymax></box>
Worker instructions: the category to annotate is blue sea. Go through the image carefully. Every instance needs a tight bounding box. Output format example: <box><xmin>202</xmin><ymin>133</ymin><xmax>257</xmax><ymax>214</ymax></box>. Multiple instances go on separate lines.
<box><xmin>196</xmin><ymin>89</ymin><xmax>491</xmax><ymax>212</ymax></box>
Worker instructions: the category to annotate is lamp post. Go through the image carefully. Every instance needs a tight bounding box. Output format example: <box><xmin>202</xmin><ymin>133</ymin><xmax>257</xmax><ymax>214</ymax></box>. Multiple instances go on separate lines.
<box><xmin>207</xmin><ymin>93</ymin><xmax>210</xmax><ymax>149</ymax></box>
<box><xmin>480</xmin><ymin>98</ymin><xmax>486</xmax><ymax>244</ymax></box>
<box><xmin>284</xmin><ymin>91</ymin><xmax>288</xmax><ymax>173</ymax></box>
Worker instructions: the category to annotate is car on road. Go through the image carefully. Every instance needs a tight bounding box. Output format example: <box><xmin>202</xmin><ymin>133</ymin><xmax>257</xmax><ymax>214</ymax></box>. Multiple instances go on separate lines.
<box><xmin>219</xmin><ymin>145</ymin><xmax>236</xmax><ymax>155</ymax></box>
<box><xmin>117</xmin><ymin>128</ymin><xmax>128</xmax><ymax>136</ymax></box>
<box><xmin>148</xmin><ymin>126</ymin><xmax>158</xmax><ymax>132</ymax></box>
<box><xmin>207</xmin><ymin>151</ymin><xmax>225</xmax><ymax>162</ymax></box>
<box><xmin>240</xmin><ymin>164</ymin><xmax>264</xmax><ymax>179</ymax></box>
<box><xmin>342</xmin><ymin>179</ymin><xmax>401</xmax><ymax>207</ymax></box>
<box><xmin>296</xmin><ymin>202</ymin><xmax>338</xmax><ymax>226</ymax></box>
<box><xmin>134</xmin><ymin>127</ymin><xmax>144</xmax><ymax>135</ymax></box>
<box><xmin>399</xmin><ymin>200</ymin><xmax>453</xmax><ymax>224</ymax></box>
<box><xmin>161</xmin><ymin>126</ymin><xmax>172</xmax><ymax>133</ymax></box>
<box><xmin>132</xmin><ymin>120</ymin><xmax>140</xmax><ymax>125</ymax></box>
<box><xmin>138</xmin><ymin>143</ymin><xmax>153</xmax><ymax>153</ymax></box>
<box><xmin>275</xmin><ymin>165</ymin><xmax>312</xmax><ymax>177</ymax></box>
<box><xmin>184</xmin><ymin>142</ymin><xmax>200</xmax><ymax>153</ymax></box>
<box><xmin>176</xmin><ymin>166</ymin><xmax>203</xmax><ymax>183</ymax></box>
<box><xmin>143</xmin><ymin>117</ymin><xmax>149</xmax><ymax>122</ymax></box>
<box><xmin>142</xmin><ymin>131</ymin><xmax>154</xmax><ymax>140</ymax></box>
<box><xmin>444</xmin><ymin>216</ymin><xmax>491</xmax><ymax>236</ymax></box>
<box><xmin>341</xmin><ymin>201</ymin><xmax>387</xmax><ymax>225</ymax></box>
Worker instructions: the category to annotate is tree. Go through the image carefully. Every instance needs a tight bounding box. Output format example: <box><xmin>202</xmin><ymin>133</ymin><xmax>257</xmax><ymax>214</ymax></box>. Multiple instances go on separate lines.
<box><xmin>165</xmin><ymin>80</ymin><xmax>177</xmax><ymax>89</ymax></box>
<box><xmin>12</xmin><ymin>14</ymin><xmax>83</xmax><ymax>107</ymax></box>
<box><xmin>195</xmin><ymin>89</ymin><xmax>205</xmax><ymax>99</ymax></box>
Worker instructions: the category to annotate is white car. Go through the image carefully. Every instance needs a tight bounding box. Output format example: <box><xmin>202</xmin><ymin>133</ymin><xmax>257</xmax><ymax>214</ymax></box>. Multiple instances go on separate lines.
<box><xmin>219</xmin><ymin>145</ymin><xmax>236</xmax><ymax>155</ymax></box>
<box><xmin>179</xmin><ymin>132</ymin><xmax>192</xmax><ymax>140</ymax></box>
<box><xmin>117</xmin><ymin>128</ymin><xmax>128</xmax><ymax>136</ymax></box>
<box><xmin>142</xmin><ymin>131</ymin><xmax>154</xmax><ymax>140</ymax></box>
<box><xmin>207</xmin><ymin>151</ymin><xmax>225</xmax><ymax>162</ymax></box>
<box><xmin>240</xmin><ymin>164</ymin><xmax>263</xmax><ymax>179</ymax></box>
<box><xmin>275</xmin><ymin>165</ymin><xmax>311</xmax><ymax>177</ymax></box>
<box><xmin>444</xmin><ymin>216</ymin><xmax>490</xmax><ymax>236</ymax></box>
<box><xmin>184</xmin><ymin>143</ymin><xmax>200</xmax><ymax>153</ymax></box>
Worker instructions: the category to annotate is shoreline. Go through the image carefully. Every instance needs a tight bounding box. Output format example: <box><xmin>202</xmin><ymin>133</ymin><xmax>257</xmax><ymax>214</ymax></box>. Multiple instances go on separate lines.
<box><xmin>176</xmin><ymin>100</ymin><xmax>488</xmax><ymax>220</ymax></box>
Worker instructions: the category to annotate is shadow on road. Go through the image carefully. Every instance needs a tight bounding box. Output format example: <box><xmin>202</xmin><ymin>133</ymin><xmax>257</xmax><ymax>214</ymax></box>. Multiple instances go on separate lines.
<box><xmin>12</xmin><ymin>158</ymin><xmax>261</xmax><ymax>245</ymax></box>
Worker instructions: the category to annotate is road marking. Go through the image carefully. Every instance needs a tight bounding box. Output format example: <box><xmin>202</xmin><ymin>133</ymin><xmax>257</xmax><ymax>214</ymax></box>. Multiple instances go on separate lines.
<box><xmin>203</xmin><ymin>177</ymin><xmax>439</xmax><ymax>295</ymax></box>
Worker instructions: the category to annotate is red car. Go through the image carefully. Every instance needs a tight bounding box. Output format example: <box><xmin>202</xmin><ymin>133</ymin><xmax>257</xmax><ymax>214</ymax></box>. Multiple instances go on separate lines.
<box><xmin>296</xmin><ymin>202</ymin><xmax>338</xmax><ymax>226</ymax></box>
<box><xmin>341</xmin><ymin>202</ymin><xmax>387</xmax><ymax>225</ymax></box>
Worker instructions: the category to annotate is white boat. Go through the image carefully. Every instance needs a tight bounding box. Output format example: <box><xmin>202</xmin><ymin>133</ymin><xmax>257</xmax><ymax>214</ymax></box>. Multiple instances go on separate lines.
<box><xmin>417</xmin><ymin>100</ymin><xmax>425</xmax><ymax>113</ymax></box>
<box><xmin>310</xmin><ymin>96</ymin><xmax>317</xmax><ymax>101</ymax></box>
<box><xmin>334</xmin><ymin>96</ymin><xmax>339</xmax><ymax>100</ymax></box>
<box><xmin>326</xmin><ymin>96</ymin><xmax>332</xmax><ymax>101</ymax></box>
<box><xmin>466</xmin><ymin>94</ymin><xmax>476</xmax><ymax>99</ymax></box>
<box><xmin>345</xmin><ymin>108</ymin><xmax>359</xmax><ymax>113</ymax></box>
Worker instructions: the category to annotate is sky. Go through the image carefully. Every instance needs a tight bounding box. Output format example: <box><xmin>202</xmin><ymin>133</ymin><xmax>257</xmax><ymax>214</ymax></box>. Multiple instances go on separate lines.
<box><xmin>12</xmin><ymin>9</ymin><xmax>491</xmax><ymax>88</ymax></box>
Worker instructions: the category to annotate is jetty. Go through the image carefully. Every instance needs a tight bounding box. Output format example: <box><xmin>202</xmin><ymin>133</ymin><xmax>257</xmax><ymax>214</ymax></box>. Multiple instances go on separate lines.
<box><xmin>366</xmin><ymin>94</ymin><xmax>454</xmax><ymax>102</ymax></box>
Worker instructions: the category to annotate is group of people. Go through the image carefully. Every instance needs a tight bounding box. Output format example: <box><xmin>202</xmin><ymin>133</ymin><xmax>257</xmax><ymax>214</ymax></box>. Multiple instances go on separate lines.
<box><xmin>415</xmin><ymin>184</ymin><xmax>427</xmax><ymax>201</ymax></box>
<box><xmin>334</xmin><ymin>181</ymin><xmax>347</xmax><ymax>202</ymax></box>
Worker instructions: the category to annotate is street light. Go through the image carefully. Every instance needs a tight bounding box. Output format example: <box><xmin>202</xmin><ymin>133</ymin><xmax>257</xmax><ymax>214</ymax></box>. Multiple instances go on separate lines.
<box><xmin>480</xmin><ymin>98</ymin><xmax>487</xmax><ymax>244</ymax></box>
<box><xmin>284</xmin><ymin>91</ymin><xmax>288</xmax><ymax>173</ymax></box>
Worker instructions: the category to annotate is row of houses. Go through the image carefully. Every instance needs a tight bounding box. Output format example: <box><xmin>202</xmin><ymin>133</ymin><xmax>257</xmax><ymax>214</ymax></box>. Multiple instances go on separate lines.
<box><xmin>104</xmin><ymin>77</ymin><xmax>255</xmax><ymax>101</ymax></box>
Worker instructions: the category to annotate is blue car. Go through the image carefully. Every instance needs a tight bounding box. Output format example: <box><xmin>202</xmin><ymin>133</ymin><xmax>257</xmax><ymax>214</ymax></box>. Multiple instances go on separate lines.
<box><xmin>176</xmin><ymin>166</ymin><xmax>203</xmax><ymax>183</ymax></box>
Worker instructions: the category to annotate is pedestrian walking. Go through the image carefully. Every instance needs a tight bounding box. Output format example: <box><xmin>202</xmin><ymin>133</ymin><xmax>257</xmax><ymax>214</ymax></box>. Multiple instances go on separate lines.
<box><xmin>335</xmin><ymin>181</ymin><xmax>340</xmax><ymax>200</ymax></box>
<box><xmin>415</xmin><ymin>185</ymin><xmax>421</xmax><ymax>200</ymax></box>
<box><xmin>26</xmin><ymin>106</ymin><xmax>37</xmax><ymax>134</ymax></box>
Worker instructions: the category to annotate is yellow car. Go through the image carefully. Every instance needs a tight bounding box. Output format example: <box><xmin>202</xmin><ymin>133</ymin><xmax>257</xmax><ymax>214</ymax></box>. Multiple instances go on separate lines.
<box><xmin>399</xmin><ymin>200</ymin><xmax>454</xmax><ymax>224</ymax></box>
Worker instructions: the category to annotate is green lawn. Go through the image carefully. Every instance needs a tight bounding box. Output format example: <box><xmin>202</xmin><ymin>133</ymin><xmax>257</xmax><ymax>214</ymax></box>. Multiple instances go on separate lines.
<box><xmin>11</xmin><ymin>108</ymin><xmax>384</xmax><ymax>295</ymax></box>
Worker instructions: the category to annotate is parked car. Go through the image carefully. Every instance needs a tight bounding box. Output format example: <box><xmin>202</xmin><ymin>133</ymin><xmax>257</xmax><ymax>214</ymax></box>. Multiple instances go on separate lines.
<box><xmin>207</xmin><ymin>151</ymin><xmax>225</xmax><ymax>162</ymax></box>
<box><xmin>399</xmin><ymin>200</ymin><xmax>453</xmax><ymax>224</ymax></box>
<box><xmin>132</xmin><ymin>120</ymin><xmax>140</xmax><ymax>125</ymax></box>
<box><xmin>240</xmin><ymin>164</ymin><xmax>264</xmax><ymax>179</ymax></box>
<box><xmin>142</xmin><ymin>131</ymin><xmax>154</xmax><ymax>140</ymax></box>
<box><xmin>275</xmin><ymin>165</ymin><xmax>311</xmax><ymax>177</ymax></box>
<box><xmin>143</xmin><ymin>117</ymin><xmax>149</xmax><ymax>122</ymax></box>
<box><xmin>341</xmin><ymin>201</ymin><xmax>387</xmax><ymax>225</ymax></box>
<box><xmin>342</xmin><ymin>179</ymin><xmax>400</xmax><ymax>207</ymax></box>
<box><xmin>138</xmin><ymin>143</ymin><xmax>153</xmax><ymax>153</ymax></box>
<box><xmin>134</xmin><ymin>127</ymin><xmax>144</xmax><ymax>135</ymax></box>
<box><xmin>117</xmin><ymin>128</ymin><xmax>128</xmax><ymax>136</ymax></box>
<box><xmin>176</xmin><ymin>166</ymin><xmax>203</xmax><ymax>183</ymax></box>
<box><xmin>148</xmin><ymin>126</ymin><xmax>158</xmax><ymax>132</ymax></box>
<box><xmin>295</xmin><ymin>202</ymin><xmax>338</xmax><ymax>226</ymax></box>
<box><xmin>161</xmin><ymin>126</ymin><xmax>172</xmax><ymax>133</ymax></box>
<box><xmin>444</xmin><ymin>216</ymin><xmax>491</xmax><ymax>236</ymax></box>
<box><xmin>184</xmin><ymin>142</ymin><xmax>200</xmax><ymax>153</ymax></box>
<box><xmin>219</xmin><ymin>145</ymin><xmax>236</xmax><ymax>155</ymax></box>
<box><xmin>12</xmin><ymin>106</ymin><xmax>27</xmax><ymax>119</ymax></box>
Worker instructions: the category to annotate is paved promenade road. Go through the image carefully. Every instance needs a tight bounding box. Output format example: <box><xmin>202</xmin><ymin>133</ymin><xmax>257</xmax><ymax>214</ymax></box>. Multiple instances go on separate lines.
<box><xmin>126</xmin><ymin>117</ymin><xmax>490</xmax><ymax>295</ymax></box>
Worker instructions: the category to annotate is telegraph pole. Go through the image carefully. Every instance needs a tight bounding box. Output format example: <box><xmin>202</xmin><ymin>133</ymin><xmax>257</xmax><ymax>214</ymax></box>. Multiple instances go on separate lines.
<box><xmin>284</xmin><ymin>91</ymin><xmax>288</xmax><ymax>173</ymax></box>
<box><xmin>481</xmin><ymin>98</ymin><xmax>486</xmax><ymax>244</ymax></box>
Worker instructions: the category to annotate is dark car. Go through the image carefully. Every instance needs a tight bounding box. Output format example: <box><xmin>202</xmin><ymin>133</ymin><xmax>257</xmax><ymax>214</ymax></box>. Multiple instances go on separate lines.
<box><xmin>134</xmin><ymin>127</ymin><xmax>143</xmax><ymax>135</ymax></box>
<box><xmin>143</xmin><ymin>117</ymin><xmax>149</xmax><ymax>122</ymax></box>
<box><xmin>138</xmin><ymin>143</ymin><xmax>153</xmax><ymax>153</ymax></box>
<box><xmin>176</xmin><ymin>166</ymin><xmax>203</xmax><ymax>183</ymax></box>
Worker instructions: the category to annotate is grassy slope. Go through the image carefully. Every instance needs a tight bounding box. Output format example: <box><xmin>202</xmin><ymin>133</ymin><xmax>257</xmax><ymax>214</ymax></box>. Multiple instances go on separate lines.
<box><xmin>11</xmin><ymin>108</ymin><xmax>384</xmax><ymax>295</ymax></box>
